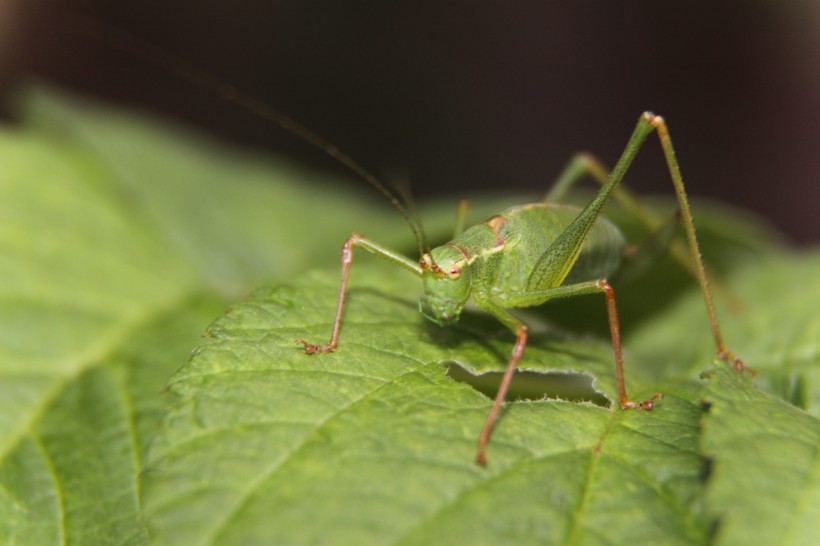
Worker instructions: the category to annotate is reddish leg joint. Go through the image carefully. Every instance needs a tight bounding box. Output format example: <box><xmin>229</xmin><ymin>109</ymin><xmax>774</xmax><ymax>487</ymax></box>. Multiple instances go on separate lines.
<box><xmin>718</xmin><ymin>349</ymin><xmax>755</xmax><ymax>376</ymax></box>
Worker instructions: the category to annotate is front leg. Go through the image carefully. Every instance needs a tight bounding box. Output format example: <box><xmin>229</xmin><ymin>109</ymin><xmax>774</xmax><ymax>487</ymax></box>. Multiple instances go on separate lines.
<box><xmin>297</xmin><ymin>232</ymin><xmax>421</xmax><ymax>354</ymax></box>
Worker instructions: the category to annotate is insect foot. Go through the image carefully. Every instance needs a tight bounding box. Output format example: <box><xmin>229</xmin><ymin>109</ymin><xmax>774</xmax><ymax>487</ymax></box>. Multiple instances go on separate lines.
<box><xmin>620</xmin><ymin>392</ymin><xmax>664</xmax><ymax>411</ymax></box>
<box><xmin>296</xmin><ymin>339</ymin><xmax>335</xmax><ymax>355</ymax></box>
<box><xmin>718</xmin><ymin>350</ymin><xmax>756</xmax><ymax>377</ymax></box>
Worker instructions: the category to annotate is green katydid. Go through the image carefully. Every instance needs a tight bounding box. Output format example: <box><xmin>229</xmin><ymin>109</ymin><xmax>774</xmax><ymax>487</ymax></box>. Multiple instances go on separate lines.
<box><xmin>71</xmin><ymin>21</ymin><xmax>748</xmax><ymax>465</ymax></box>
<box><xmin>293</xmin><ymin>112</ymin><xmax>749</xmax><ymax>466</ymax></box>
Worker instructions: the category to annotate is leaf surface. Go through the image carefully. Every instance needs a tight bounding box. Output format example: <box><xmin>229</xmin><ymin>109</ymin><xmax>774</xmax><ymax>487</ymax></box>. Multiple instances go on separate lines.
<box><xmin>701</xmin><ymin>367</ymin><xmax>820</xmax><ymax>546</ymax></box>
<box><xmin>0</xmin><ymin>88</ymin><xmax>409</xmax><ymax>545</ymax></box>
<box><xmin>143</xmin><ymin>269</ymin><xmax>709</xmax><ymax>546</ymax></box>
<box><xmin>1</xmin><ymin>87</ymin><xmax>817</xmax><ymax>545</ymax></box>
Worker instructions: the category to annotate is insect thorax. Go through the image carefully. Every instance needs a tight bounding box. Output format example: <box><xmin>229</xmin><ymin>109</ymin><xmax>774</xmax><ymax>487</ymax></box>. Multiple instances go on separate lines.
<box><xmin>459</xmin><ymin>203</ymin><xmax>626</xmax><ymax>297</ymax></box>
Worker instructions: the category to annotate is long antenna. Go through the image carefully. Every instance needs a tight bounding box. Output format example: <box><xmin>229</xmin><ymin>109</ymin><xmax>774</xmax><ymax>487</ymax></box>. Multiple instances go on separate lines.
<box><xmin>67</xmin><ymin>16</ymin><xmax>431</xmax><ymax>256</ymax></box>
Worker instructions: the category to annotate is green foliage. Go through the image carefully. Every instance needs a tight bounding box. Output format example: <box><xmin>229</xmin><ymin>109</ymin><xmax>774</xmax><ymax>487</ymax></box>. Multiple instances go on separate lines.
<box><xmin>0</xmin><ymin>88</ymin><xmax>817</xmax><ymax>545</ymax></box>
<box><xmin>702</xmin><ymin>367</ymin><xmax>819</xmax><ymax>546</ymax></box>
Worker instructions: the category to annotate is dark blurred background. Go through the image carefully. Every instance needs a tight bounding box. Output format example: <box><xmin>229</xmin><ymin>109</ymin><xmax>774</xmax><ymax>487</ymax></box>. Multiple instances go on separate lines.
<box><xmin>1</xmin><ymin>0</ymin><xmax>818</xmax><ymax>243</ymax></box>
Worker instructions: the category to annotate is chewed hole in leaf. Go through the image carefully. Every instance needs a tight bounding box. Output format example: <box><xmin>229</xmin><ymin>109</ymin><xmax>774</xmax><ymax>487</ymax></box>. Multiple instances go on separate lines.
<box><xmin>444</xmin><ymin>361</ymin><xmax>608</xmax><ymax>405</ymax></box>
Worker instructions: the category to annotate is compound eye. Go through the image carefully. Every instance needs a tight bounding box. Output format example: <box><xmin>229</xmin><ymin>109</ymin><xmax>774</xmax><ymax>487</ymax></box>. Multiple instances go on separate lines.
<box><xmin>448</xmin><ymin>266</ymin><xmax>461</xmax><ymax>279</ymax></box>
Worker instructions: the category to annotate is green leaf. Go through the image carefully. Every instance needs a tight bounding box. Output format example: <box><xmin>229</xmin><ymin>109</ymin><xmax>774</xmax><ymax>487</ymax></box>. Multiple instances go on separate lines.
<box><xmin>143</xmin><ymin>268</ymin><xmax>709</xmax><ymax>545</ymax></box>
<box><xmin>0</xmin><ymin>87</ymin><xmax>411</xmax><ymax>545</ymax></box>
<box><xmin>701</xmin><ymin>367</ymin><xmax>820</xmax><ymax>546</ymax></box>
<box><xmin>629</xmin><ymin>252</ymin><xmax>820</xmax><ymax>414</ymax></box>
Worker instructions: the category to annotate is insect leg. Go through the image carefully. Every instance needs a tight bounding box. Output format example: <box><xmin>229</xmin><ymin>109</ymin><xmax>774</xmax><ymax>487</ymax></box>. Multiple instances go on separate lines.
<box><xmin>536</xmin><ymin>114</ymin><xmax>747</xmax><ymax>373</ymax></box>
<box><xmin>643</xmin><ymin>114</ymin><xmax>748</xmax><ymax>373</ymax></box>
<box><xmin>596</xmin><ymin>279</ymin><xmax>663</xmax><ymax>409</ymax></box>
<box><xmin>472</xmin><ymin>301</ymin><xmax>528</xmax><ymax>466</ymax></box>
<box><xmin>507</xmin><ymin>280</ymin><xmax>662</xmax><ymax>408</ymax></box>
<box><xmin>474</xmin><ymin>280</ymin><xmax>663</xmax><ymax>465</ymax></box>
<box><xmin>296</xmin><ymin>233</ymin><xmax>421</xmax><ymax>354</ymax></box>
<box><xmin>544</xmin><ymin>153</ymin><xmax>607</xmax><ymax>203</ymax></box>
<box><xmin>550</xmin><ymin>152</ymin><xmax>741</xmax><ymax>311</ymax></box>
<box><xmin>545</xmin><ymin>153</ymin><xmax>670</xmax><ymax>232</ymax></box>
